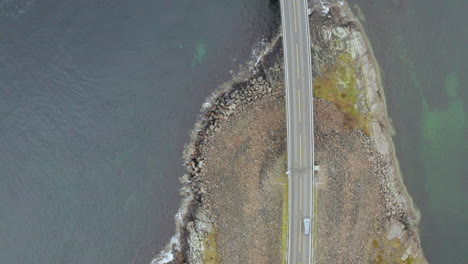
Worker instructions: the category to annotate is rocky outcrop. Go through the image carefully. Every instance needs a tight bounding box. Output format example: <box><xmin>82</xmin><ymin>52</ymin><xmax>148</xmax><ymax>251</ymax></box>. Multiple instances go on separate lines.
<box><xmin>313</xmin><ymin>0</ymin><xmax>420</xmax><ymax>229</ymax></box>
<box><xmin>309</xmin><ymin>1</ymin><xmax>426</xmax><ymax>263</ymax></box>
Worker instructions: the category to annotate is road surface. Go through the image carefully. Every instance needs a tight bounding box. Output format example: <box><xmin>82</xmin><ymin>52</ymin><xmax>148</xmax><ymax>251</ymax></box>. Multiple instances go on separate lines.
<box><xmin>279</xmin><ymin>0</ymin><xmax>315</xmax><ymax>263</ymax></box>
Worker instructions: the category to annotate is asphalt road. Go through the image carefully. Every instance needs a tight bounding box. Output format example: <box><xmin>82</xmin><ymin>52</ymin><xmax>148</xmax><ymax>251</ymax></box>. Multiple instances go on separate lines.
<box><xmin>279</xmin><ymin>0</ymin><xmax>315</xmax><ymax>263</ymax></box>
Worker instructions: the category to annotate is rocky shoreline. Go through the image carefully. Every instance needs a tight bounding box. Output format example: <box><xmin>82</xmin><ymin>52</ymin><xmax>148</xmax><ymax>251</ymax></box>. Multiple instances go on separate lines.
<box><xmin>309</xmin><ymin>1</ymin><xmax>427</xmax><ymax>262</ymax></box>
<box><xmin>151</xmin><ymin>29</ymin><xmax>286</xmax><ymax>263</ymax></box>
<box><xmin>311</xmin><ymin>0</ymin><xmax>419</xmax><ymax>229</ymax></box>
<box><xmin>153</xmin><ymin>1</ymin><xmax>427</xmax><ymax>263</ymax></box>
<box><xmin>177</xmin><ymin>77</ymin><xmax>283</xmax><ymax>264</ymax></box>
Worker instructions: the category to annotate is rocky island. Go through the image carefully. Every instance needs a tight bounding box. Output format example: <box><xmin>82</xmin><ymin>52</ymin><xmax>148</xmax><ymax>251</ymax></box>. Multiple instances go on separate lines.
<box><xmin>154</xmin><ymin>1</ymin><xmax>427</xmax><ymax>263</ymax></box>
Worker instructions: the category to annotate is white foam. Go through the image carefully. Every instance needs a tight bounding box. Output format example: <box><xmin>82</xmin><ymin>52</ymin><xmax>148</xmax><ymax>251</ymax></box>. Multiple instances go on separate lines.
<box><xmin>251</xmin><ymin>38</ymin><xmax>268</xmax><ymax>67</ymax></box>
<box><xmin>175</xmin><ymin>210</ymin><xmax>183</xmax><ymax>222</ymax></box>
<box><xmin>150</xmin><ymin>226</ymin><xmax>182</xmax><ymax>264</ymax></box>
<box><xmin>151</xmin><ymin>250</ymin><xmax>174</xmax><ymax>264</ymax></box>
<box><xmin>202</xmin><ymin>102</ymin><xmax>212</xmax><ymax>109</ymax></box>
<box><xmin>150</xmin><ymin>190</ymin><xmax>190</xmax><ymax>264</ymax></box>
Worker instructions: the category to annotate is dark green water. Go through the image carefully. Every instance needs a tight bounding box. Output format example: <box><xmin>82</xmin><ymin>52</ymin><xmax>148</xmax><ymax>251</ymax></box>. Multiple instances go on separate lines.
<box><xmin>347</xmin><ymin>0</ymin><xmax>467</xmax><ymax>262</ymax></box>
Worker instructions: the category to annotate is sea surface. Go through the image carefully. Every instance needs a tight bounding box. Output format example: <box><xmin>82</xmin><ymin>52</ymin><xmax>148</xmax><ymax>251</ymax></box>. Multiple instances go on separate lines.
<box><xmin>347</xmin><ymin>0</ymin><xmax>467</xmax><ymax>262</ymax></box>
<box><xmin>0</xmin><ymin>0</ymin><xmax>279</xmax><ymax>263</ymax></box>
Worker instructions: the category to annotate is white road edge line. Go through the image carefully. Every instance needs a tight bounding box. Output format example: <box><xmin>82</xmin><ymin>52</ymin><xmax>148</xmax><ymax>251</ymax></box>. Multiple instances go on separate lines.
<box><xmin>278</xmin><ymin>1</ymin><xmax>292</xmax><ymax>263</ymax></box>
<box><xmin>293</xmin><ymin>0</ymin><xmax>297</xmax><ymax>32</ymax></box>
<box><xmin>302</xmin><ymin>0</ymin><xmax>314</xmax><ymax>263</ymax></box>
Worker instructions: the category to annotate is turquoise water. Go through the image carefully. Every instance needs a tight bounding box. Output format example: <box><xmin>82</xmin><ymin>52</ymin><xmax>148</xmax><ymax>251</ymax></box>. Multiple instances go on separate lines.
<box><xmin>348</xmin><ymin>0</ymin><xmax>467</xmax><ymax>262</ymax></box>
<box><xmin>0</xmin><ymin>1</ymin><xmax>278</xmax><ymax>263</ymax></box>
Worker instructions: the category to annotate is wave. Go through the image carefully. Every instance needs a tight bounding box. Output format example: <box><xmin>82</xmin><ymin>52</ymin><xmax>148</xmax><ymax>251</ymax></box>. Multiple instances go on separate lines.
<box><xmin>150</xmin><ymin>234</ymin><xmax>179</xmax><ymax>264</ymax></box>
<box><xmin>251</xmin><ymin>38</ymin><xmax>268</xmax><ymax>67</ymax></box>
<box><xmin>150</xmin><ymin>181</ymin><xmax>192</xmax><ymax>264</ymax></box>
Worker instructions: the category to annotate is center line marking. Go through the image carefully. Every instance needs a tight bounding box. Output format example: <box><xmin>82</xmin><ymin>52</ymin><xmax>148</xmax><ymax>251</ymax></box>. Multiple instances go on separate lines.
<box><xmin>299</xmin><ymin>228</ymin><xmax>302</xmax><ymax>253</ymax></box>
<box><xmin>299</xmin><ymin>177</ymin><xmax>302</xmax><ymax>211</ymax></box>
<box><xmin>299</xmin><ymin>133</ymin><xmax>302</xmax><ymax>166</ymax></box>
<box><xmin>298</xmin><ymin>89</ymin><xmax>302</xmax><ymax>123</ymax></box>
<box><xmin>299</xmin><ymin>102</ymin><xmax>302</xmax><ymax>123</ymax></box>
<box><xmin>296</xmin><ymin>44</ymin><xmax>300</xmax><ymax>78</ymax></box>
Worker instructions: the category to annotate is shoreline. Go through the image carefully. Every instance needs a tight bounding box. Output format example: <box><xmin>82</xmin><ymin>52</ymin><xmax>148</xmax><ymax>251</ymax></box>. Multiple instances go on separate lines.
<box><xmin>151</xmin><ymin>30</ymin><xmax>285</xmax><ymax>264</ymax></box>
<box><xmin>338</xmin><ymin>1</ymin><xmax>421</xmax><ymax>225</ymax></box>
<box><xmin>152</xmin><ymin>1</ymin><xmax>426</xmax><ymax>263</ymax></box>
<box><xmin>355</xmin><ymin>7</ymin><xmax>423</xmax><ymax>226</ymax></box>
<box><xmin>310</xmin><ymin>1</ymin><xmax>426</xmax><ymax>262</ymax></box>
<box><xmin>338</xmin><ymin>0</ymin><xmax>423</xmax><ymax>227</ymax></box>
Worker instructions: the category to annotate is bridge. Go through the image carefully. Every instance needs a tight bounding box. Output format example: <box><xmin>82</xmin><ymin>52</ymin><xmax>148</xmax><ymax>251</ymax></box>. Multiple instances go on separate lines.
<box><xmin>279</xmin><ymin>0</ymin><xmax>315</xmax><ymax>263</ymax></box>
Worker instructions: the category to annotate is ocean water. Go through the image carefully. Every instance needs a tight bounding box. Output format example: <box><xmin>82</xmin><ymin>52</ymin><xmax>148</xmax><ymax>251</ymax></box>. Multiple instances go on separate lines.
<box><xmin>347</xmin><ymin>0</ymin><xmax>467</xmax><ymax>262</ymax></box>
<box><xmin>0</xmin><ymin>0</ymin><xmax>279</xmax><ymax>263</ymax></box>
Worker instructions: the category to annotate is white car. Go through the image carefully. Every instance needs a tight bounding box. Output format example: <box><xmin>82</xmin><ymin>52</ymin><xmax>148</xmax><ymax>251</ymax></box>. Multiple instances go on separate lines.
<box><xmin>303</xmin><ymin>218</ymin><xmax>311</xmax><ymax>235</ymax></box>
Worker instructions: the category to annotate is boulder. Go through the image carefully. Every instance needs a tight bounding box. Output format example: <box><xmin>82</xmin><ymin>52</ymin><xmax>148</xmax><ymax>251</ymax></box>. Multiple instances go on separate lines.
<box><xmin>229</xmin><ymin>90</ymin><xmax>238</xmax><ymax>99</ymax></box>
<box><xmin>228</xmin><ymin>103</ymin><xmax>237</xmax><ymax>110</ymax></box>
<box><xmin>226</xmin><ymin>99</ymin><xmax>235</xmax><ymax>106</ymax></box>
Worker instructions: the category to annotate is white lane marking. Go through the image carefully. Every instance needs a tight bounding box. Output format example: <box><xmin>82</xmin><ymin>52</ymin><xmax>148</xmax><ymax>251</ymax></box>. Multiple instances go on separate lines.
<box><xmin>293</xmin><ymin>0</ymin><xmax>297</xmax><ymax>32</ymax></box>
<box><xmin>278</xmin><ymin>1</ymin><xmax>293</xmax><ymax>262</ymax></box>
<box><xmin>302</xmin><ymin>0</ymin><xmax>314</xmax><ymax>262</ymax></box>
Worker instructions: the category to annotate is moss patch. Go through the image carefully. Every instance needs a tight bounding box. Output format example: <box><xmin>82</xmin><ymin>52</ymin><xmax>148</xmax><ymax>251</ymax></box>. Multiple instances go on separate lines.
<box><xmin>368</xmin><ymin>233</ymin><xmax>423</xmax><ymax>264</ymax></box>
<box><xmin>202</xmin><ymin>229</ymin><xmax>221</xmax><ymax>264</ymax></box>
<box><xmin>313</xmin><ymin>53</ymin><xmax>370</xmax><ymax>134</ymax></box>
